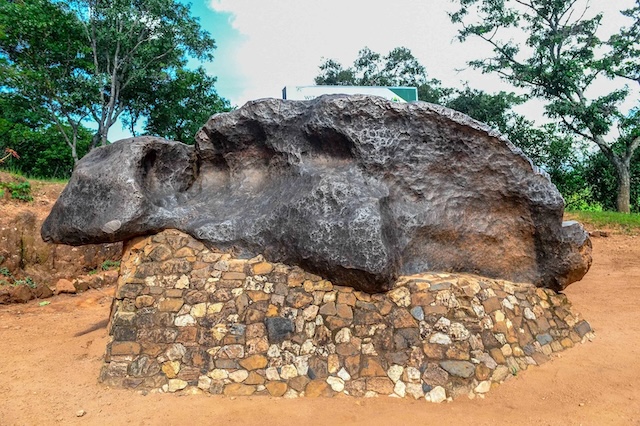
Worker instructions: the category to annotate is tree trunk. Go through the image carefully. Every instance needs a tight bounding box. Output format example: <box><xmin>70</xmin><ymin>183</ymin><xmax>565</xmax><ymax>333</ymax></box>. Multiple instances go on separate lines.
<box><xmin>616</xmin><ymin>164</ymin><xmax>631</xmax><ymax>214</ymax></box>
<box><xmin>71</xmin><ymin>143</ymin><xmax>78</xmax><ymax>165</ymax></box>
<box><xmin>90</xmin><ymin>132</ymin><xmax>101</xmax><ymax>151</ymax></box>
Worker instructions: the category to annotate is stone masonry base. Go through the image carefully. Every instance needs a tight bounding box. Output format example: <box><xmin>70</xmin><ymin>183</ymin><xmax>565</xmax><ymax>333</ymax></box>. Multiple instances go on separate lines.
<box><xmin>100</xmin><ymin>230</ymin><xmax>594</xmax><ymax>401</ymax></box>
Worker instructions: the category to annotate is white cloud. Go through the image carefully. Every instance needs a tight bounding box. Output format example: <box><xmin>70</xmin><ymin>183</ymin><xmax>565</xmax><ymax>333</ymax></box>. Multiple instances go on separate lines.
<box><xmin>208</xmin><ymin>0</ymin><xmax>638</xmax><ymax>122</ymax></box>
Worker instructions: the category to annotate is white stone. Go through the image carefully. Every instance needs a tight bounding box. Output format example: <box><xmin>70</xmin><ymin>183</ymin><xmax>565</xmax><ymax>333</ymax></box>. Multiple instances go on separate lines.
<box><xmin>280</xmin><ymin>364</ymin><xmax>298</xmax><ymax>380</ymax></box>
<box><xmin>197</xmin><ymin>375</ymin><xmax>212</xmax><ymax>390</ymax></box>
<box><xmin>165</xmin><ymin>343</ymin><xmax>186</xmax><ymax>361</ymax></box>
<box><xmin>302</xmin><ymin>305</ymin><xmax>319</xmax><ymax>321</ymax></box>
<box><xmin>175</xmin><ymin>314</ymin><xmax>196</xmax><ymax>327</ymax></box>
<box><xmin>434</xmin><ymin>317</ymin><xmax>451</xmax><ymax>332</ymax></box>
<box><xmin>425</xmin><ymin>386</ymin><xmax>447</xmax><ymax>403</ymax></box>
<box><xmin>167</xmin><ymin>379</ymin><xmax>188</xmax><ymax>393</ymax></box>
<box><xmin>337</xmin><ymin>368</ymin><xmax>351</xmax><ymax>381</ymax></box>
<box><xmin>229</xmin><ymin>369</ymin><xmax>249</xmax><ymax>383</ymax></box>
<box><xmin>500</xmin><ymin>343</ymin><xmax>513</xmax><ymax>357</ymax></box>
<box><xmin>405</xmin><ymin>367</ymin><xmax>421</xmax><ymax>383</ymax></box>
<box><xmin>177</xmin><ymin>304</ymin><xmax>191</xmax><ymax>316</ymax></box>
<box><xmin>327</xmin><ymin>376</ymin><xmax>345</xmax><ymax>392</ymax></box>
<box><xmin>335</xmin><ymin>328</ymin><xmax>352</xmax><ymax>344</ymax></box>
<box><xmin>295</xmin><ymin>315</ymin><xmax>305</xmax><ymax>333</ymax></box>
<box><xmin>323</xmin><ymin>292</ymin><xmax>337</xmax><ymax>303</ymax></box>
<box><xmin>405</xmin><ymin>383</ymin><xmax>425</xmax><ymax>400</ymax></box>
<box><xmin>472</xmin><ymin>303</ymin><xmax>486</xmax><ymax>318</ymax></box>
<box><xmin>265</xmin><ymin>367</ymin><xmax>281</xmax><ymax>381</ymax></box>
<box><xmin>524</xmin><ymin>307</ymin><xmax>536</xmax><ymax>320</ymax></box>
<box><xmin>388</xmin><ymin>286</ymin><xmax>411</xmax><ymax>307</ymax></box>
<box><xmin>429</xmin><ymin>332</ymin><xmax>452</xmax><ymax>345</ymax></box>
<box><xmin>493</xmin><ymin>310</ymin><xmax>505</xmax><ymax>322</ymax></box>
<box><xmin>283</xmin><ymin>389</ymin><xmax>299</xmax><ymax>399</ymax></box>
<box><xmin>294</xmin><ymin>356</ymin><xmax>309</xmax><ymax>376</ymax></box>
<box><xmin>394</xmin><ymin>380</ymin><xmax>406</xmax><ymax>397</ymax></box>
<box><xmin>175</xmin><ymin>274</ymin><xmax>190</xmax><ymax>289</ymax></box>
<box><xmin>300</xmin><ymin>339</ymin><xmax>316</xmax><ymax>355</ymax></box>
<box><xmin>449</xmin><ymin>322</ymin><xmax>471</xmax><ymax>341</ymax></box>
<box><xmin>267</xmin><ymin>344</ymin><xmax>281</xmax><ymax>358</ymax></box>
<box><xmin>361</xmin><ymin>342</ymin><xmax>378</xmax><ymax>355</ymax></box>
<box><xmin>304</xmin><ymin>322</ymin><xmax>316</xmax><ymax>338</ymax></box>
<box><xmin>208</xmin><ymin>369</ymin><xmax>229</xmax><ymax>380</ymax></box>
<box><xmin>364</xmin><ymin>391</ymin><xmax>378</xmax><ymax>398</ymax></box>
<box><xmin>501</xmin><ymin>298</ymin><xmax>514</xmax><ymax>310</ymax></box>
<box><xmin>474</xmin><ymin>380</ymin><xmax>492</xmax><ymax>394</ymax></box>
<box><xmin>387</xmin><ymin>365</ymin><xmax>404</xmax><ymax>383</ymax></box>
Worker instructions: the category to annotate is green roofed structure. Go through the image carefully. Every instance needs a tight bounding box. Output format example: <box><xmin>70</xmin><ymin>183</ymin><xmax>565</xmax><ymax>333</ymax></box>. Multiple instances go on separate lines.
<box><xmin>282</xmin><ymin>85</ymin><xmax>418</xmax><ymax>102</ymax></box>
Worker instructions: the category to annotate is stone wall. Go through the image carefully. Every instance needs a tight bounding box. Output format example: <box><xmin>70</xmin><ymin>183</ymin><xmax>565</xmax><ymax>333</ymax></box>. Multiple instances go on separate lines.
<box><xmin>101</xmin><ymin>230</ymin><xmax>594</xmax><ymax>401</ymax></box>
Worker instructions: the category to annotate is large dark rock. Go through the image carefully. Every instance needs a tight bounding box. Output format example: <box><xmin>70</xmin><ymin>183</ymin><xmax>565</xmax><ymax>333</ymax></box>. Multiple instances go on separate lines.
<box><xmin>41</xmin><ymin>95</ymin><xmax>591</xmax><ymax>292</ymax></box>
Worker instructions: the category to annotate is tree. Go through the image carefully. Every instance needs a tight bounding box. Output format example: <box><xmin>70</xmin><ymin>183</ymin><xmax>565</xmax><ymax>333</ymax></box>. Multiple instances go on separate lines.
<box><xmin>450</xmin><ymin>0</ymin><xmax>640</xmax><ymax>212</ymax></box>
<box><xmin>608</xmin><ymin>1</ymin><xmax>640</xmax><ymax>85</ymax></box>
<box><xmin>0</xmin><ymin>0</ymin><xmax>95</xmax><ymax>164</ymax></box>
<box><xmin>123</xmin><ymin>67</ymin><xmax>230</xmax><ymax>143</ymax></box>
<box><xmin>315</xmin><ymin>47</ymin><xmax>450</xmax><ymax>103</ymax></box>
<box><xmin>0</xmin><ymin>93</ymin><xmax>91</xmax><ymax>178</ymax></box>
<box><xmin>1</xmin><ymin>0</ymin><xmax>229</xmax><ymax>170</ymax></box>
<box><xmin>444</xmin><ymin>86</ymin><xmax>523</xmax><ymax>133</ymax></box>
<box><xmin>70</xmin><ymin>0</ymin><xmax>219</xmax><ymax>149</ymax></box>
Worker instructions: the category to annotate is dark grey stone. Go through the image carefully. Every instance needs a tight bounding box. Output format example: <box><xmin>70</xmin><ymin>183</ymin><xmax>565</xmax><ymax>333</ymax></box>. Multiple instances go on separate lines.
<box><xmin>536</xmin><ymin>333</ymin><xmax>554</xmax><ymax>345</ymax></box>
<box><xmin>265</xmin><ymin>317</ymin><xmax>294</xmax><ymax>343</ymax></box>
<box><xmin>112</xmin><ymin>326</ymin><xmax>137</xmax><ymax>342</ymax></box>
<box><xmin>410</xmin><ymin>306</ymin><xmax>425</xmax><ymax>321</ymax></box>
<box><xmin>574</xmin><ymin>320</ymin><xmax>592</xmax><ymax>337</ymax></box>
<box><xmin>41</xmin><ymin>95</ymin><xmax>591</xmax><ymax>292</ymax></box>
<box><xmin>439</xmin><ymin>360</ymin><xmax>475</xmax><ymax>378</ymax></box>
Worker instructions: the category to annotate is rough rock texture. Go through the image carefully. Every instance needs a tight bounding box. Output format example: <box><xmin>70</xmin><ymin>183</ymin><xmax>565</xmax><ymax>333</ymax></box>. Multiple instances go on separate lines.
<box><xmin>41</xmin><ymin>95</ymin><xmax>591</xmax><ymax>292</ymax></box>
<box><xmin>100</xmin><ymin>230</ymin><xmax>594</xmax><ymax>400</ymax></box>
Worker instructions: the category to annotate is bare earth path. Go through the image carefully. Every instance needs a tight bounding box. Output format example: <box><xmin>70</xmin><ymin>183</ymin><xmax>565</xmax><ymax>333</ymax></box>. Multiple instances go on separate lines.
<box><xmin>0</xmin><ymin>234</ymin><xmax>639</xmax><ymax>426</ymax></box>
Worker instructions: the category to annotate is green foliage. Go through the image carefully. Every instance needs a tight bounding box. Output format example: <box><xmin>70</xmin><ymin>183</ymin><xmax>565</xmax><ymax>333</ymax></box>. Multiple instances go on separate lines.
<box><xmin>71</xmin><ymin>0</ymin><xmax>222</xmax><ymax>148</ymax></box>
<box><xmin>14</xmin><ymin>277</ymin><xmax>37</xmax><ymax>289</ymax></box>
<box><xmin>444</xmin><ymin>87</ymin><xmax>524</xmax><ymax>133</ymax></box>
<box><xmin>0</xmin><ymin>0</ymin><xmax>95</xmax><ymax>164</ymax></box>
<box><xmin>566</xmin><ymin>210</ymin><xmax>640</xmax><ymax>234</ymax></box>
<box><xmin>0</xmin><ymin>180</ymin><xmax>33</xmax><ymax>202</ymax></box>
<box><xmin>0</xmin><ymin>0</ymin><xmax>228</xmax><ymax>173</ymax></box>
<box><xmin>584</xmin><ymin>148</ymin><xmax>640</xmax><ymax>212</ymax></box>
<box><xmin>0</xmin><ymin>93</ymin><xmax>92</xmax><ymax>178</ymax></box>
<box><xmin>450</xmin><ymin>0</ymin><xmax>640</xmax><ymax>212</ymax></box>
<box><xmin>315</xmin><ymin>47</ymin><xmax>451</xmax><ymax>103</ymax></box>
<box><xmin>101</xmin><ymin>260</ymin><xmax>120</xmax><ymax>271</ymax></box>
<box><xmin>0</xmin><ymin>267</ymin><xmax>38</xmax><ymax>288</ymax></box>
<box><xmin>125</xmin><ymin>67</ymin><xmax>231</xmax><ymax>143</ymax></box>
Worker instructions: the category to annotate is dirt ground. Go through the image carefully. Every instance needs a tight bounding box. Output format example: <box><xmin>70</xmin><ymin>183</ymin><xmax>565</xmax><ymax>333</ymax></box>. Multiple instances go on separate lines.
<box><xmin>0</xmin><ymin>231</ymin><xmax>639</xmax><ymax>425</ymax></box>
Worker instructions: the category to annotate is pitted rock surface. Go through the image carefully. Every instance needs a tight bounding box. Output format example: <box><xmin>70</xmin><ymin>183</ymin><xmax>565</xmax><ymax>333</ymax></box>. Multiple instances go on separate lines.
<box><xmin>41</xmin><ymin>95</ymin><xmax>591</xmax><ymax>292</ymax></box>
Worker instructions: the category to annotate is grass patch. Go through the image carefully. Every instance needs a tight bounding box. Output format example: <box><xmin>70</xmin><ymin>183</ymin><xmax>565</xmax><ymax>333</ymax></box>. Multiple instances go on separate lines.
<box><xmin>565</xmin><ymin>210</ymin><xmax>640</xmax><ymax>234</ymax></box>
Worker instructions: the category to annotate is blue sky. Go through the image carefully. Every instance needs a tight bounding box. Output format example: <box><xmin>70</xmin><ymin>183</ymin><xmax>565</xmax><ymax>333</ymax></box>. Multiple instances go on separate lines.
<box><xmin>110</xmin><ymin>0</ymin><xmax>638</xmax><ymax>141</ymax></box>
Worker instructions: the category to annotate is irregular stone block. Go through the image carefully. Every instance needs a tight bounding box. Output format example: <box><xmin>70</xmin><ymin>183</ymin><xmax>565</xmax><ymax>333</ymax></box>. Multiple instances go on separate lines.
<box><xmin>42</xmin><ymin>96</ymin><xmax>591</xmax><ymax>293</ymax></box>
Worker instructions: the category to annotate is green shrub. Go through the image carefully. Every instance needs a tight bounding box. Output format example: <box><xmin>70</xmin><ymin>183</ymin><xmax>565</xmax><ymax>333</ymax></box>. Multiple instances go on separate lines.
<box><xmin>101</xmin><ymin>260</ymin><xmax>121</xmax><ymax>271</ymax></box>
<box><xmin>0</xmin><ymin>180</ymin><xmax>33</xmax><ymax>202</ymax></box>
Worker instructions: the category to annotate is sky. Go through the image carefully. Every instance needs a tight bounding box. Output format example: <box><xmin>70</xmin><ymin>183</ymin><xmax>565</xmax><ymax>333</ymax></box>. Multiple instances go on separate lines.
<box><xmin>110</xmin><ymin>0</ymin><xmax>638</xmax><ymax>140</ymax></box>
